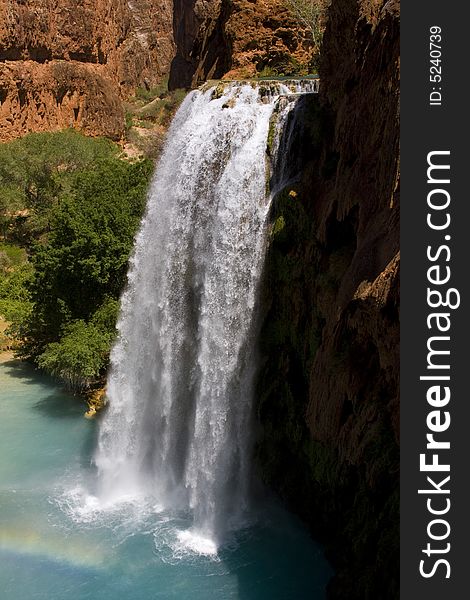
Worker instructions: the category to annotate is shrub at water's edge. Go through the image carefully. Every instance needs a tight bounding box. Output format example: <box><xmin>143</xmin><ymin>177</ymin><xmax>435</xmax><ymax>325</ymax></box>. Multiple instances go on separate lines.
<box><xmin>0</xmin><ymin>131</ymin><xmax>153</xmax><ymax>391</ymax></box>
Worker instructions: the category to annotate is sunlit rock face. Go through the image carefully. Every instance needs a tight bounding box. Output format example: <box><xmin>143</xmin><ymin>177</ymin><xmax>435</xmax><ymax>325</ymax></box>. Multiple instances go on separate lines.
<box><xmin>0</xmin><ymin>0</ymin><xmax>314</xmax><ymax>140</ymax></box>
<box><xmin>0</xmin><ymin>0</ymin><xmax>175</xmax><ymax>141</ymax></box>
<box><xmin>169</xmin><ymin>0</ymin><xmax>315</xmax><ymax>89</ymax></box>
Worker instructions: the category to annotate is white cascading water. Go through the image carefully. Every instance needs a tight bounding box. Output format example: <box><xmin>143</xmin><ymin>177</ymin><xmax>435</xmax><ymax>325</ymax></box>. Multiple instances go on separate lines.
<box><xmin>94</xmin><ymin>81</ymin><xmax>316</xmax><ymax>552</ymax></box>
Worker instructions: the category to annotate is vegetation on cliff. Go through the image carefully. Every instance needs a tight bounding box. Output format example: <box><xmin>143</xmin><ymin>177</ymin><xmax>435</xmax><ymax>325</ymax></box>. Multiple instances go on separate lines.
<box><xmin>0</xmin><ymin>130</ymin><xmax>153</xmax><ymax>389</ymax></box>
<box><xmin>284</xmin><ymin>0</ymin><xmax>329</xmax><ymax>48</ymax></box>
<box><xmin>124</xmin><ymin>80</ymin><xmax>187</xmax><ymax>158</ymax></box>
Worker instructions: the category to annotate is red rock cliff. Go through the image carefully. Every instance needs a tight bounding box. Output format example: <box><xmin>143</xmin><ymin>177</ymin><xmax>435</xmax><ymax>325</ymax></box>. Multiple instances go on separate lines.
<box><xmin>0</xmin><ymin>0</ymin><xmax>175</xmax><ymax>141</ymax></box>
<box><xmin>256</xmin><ymin>1</ymin><xmax>399</xmax><ymax>598</ymax></box>
<box><xmin>0</xmin><ymin>0</ymin><xmax>316</xmax><ymax>139</ymax></box>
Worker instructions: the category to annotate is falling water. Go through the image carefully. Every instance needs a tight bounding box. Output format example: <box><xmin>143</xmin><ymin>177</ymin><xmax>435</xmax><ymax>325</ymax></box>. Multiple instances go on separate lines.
<box><xmin>95</xmin><ymin>81</ymin><xmax>316</xmax><ymax>551</ymax></box>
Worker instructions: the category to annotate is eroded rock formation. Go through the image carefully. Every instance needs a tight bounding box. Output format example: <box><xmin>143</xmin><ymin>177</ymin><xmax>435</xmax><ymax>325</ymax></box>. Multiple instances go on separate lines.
<box><xmin>0</xmin><ymin>60</ymin><xmax>125</xmax><ymax>140</ymax></box>
<box><xmin>256</xmin><ymin>1</ymin><xmax>400</xmax><ymax>598</ymax></box>
<box><xmin>169</xmin><ymin>0</ymin><xmax>315</xmax><ymax>89</ymax></box>
<box><xmin>0</xmin><ymin>0</ymin><xmax>175</xmax><ymax>141</ymax></box>
<box><xmin>0</xmin><ymin>0</ymin><xmax>315</xmax><ymax>139</ymax></box>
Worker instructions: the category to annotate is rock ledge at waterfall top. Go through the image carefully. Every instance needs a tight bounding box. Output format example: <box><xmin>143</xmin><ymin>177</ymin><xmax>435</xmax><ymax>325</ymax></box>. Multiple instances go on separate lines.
<box><xmin>200</xmin><ymin>77</ymin><xmax>320</xmax><ymax>96</ymax></box>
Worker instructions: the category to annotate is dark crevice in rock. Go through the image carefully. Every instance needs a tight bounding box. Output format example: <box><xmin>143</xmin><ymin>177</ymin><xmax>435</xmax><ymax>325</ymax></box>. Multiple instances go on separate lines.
<box><xmin>68</xmin><ymin>50</ymin><xmax>102</xmax><ymax>64</ymax></box>
<box><xmin>17</xmin><ymin>87</ymin><xmax>27</xmax><ymax>107</ymax></box>
<box><xmin>169</xmin><ymin>0</ymin><xmax>233</xmax><ymax>89</ymax></box>
<box><xmin>0</xmin><ymin>48</ymin><xmax>23</xmax><ymax>61</ymax></box>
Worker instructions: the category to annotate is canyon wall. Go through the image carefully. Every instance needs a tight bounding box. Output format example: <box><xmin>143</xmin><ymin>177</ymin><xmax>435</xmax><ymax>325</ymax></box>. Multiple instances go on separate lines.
<box><xmin>0</xmin><ymin>0</ymin><xmax>314</xmax><ymax>139</ymax></box>
<box><xmin>0</xmin><ymin>0</ymin><xmax>174</xmax><ymax>141</ymax></box>
<box><xmin>169</xmin><ymin>0</ymin><xmax>315</xmax><ymax>88</ymax></box>
<box><xmin>256</xmin><ymin>0</ymin><xmax>400</xmax><ymax>598</ymax></box>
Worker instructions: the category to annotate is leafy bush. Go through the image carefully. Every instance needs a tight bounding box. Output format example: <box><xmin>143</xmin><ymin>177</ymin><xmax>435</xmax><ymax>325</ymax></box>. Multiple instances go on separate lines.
<box><xmin>22</xmin><ymin>157</ymin><xmax>152</xmax><ymax>359</ymax></box>
<box><xmin>91</xmin><ymin>297</ymin><xmax>120</xmax><ymax>333</ymax></box>
<box><xmin>0</xmin><ymin>243</ymin><xmax>27</xmax><ymax>268</ymax></box>
<box><xmin>37</xmin><ymin>320</ymin><xmax>113</xmax><ymax>390</ymax></box>
<box><xmin>0</xmin><ymin>130</ymin><xmax>120</xmax><ymax>245</ymax></box>
<box><xmin>0</xmin><ymin>262</ymin><xmax>33</xmax><ymax>326</ymax></box>
<box><xmin>0</xmin><ymin>130</ymin><xmax>153</xmax><ymax>390</ymax></box>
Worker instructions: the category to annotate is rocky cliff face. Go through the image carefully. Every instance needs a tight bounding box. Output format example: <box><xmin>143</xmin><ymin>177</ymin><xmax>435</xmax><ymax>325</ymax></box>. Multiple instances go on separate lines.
<box><xmin>169</xmin><ymin>0</ymin><xmax>315</xmax><ymax>89</ymax></box>
<box><xmin>256</xmin><ymin>1</ymin><xmax>399</xmax><ymax>598</ymax></box>
<box><xmin>0</xmin><ymin>0</ymin><xmax>314</xmax><ymax>139</ymax></box>
<box><xmin>0</xmin><ymin>0</ymin><xmax>174</xmax><ymax>141</ymax></box>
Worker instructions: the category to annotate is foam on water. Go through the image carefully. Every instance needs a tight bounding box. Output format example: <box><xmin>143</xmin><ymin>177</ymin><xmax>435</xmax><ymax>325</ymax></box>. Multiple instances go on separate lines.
<box><xmin>174</xmin><ymin>530</ymin><xmax>219</xmax><ymax>557</ymax></box>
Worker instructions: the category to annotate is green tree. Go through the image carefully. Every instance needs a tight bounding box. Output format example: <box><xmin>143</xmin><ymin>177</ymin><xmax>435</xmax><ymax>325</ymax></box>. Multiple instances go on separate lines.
<box><xmin>0</xmin><ymin>130</ymin><xmax>153</xmax><ymax>390</ymax></box>
<box><xmin>0</xmin><ymin>262</ymin><xmax>33</xmax><ymax>325</ymax></box>
<box><xmin>0</xmin><ymin>130</ymin><xmax>120</xmax><ymax>244</ymax></box>
<box><xmin>22</xmin><ymin>157</ymin><xmax>152</xmax><ymax>360</ymax></box>
<box><xmin>285</xmin><ymin>0</ymin><xmax>329</xmax><ymax>47</ymax></box>
<box><xmin>37</xmin><ymin>320</ymin><xmax>113</xmax><ymax>391</ymax></box>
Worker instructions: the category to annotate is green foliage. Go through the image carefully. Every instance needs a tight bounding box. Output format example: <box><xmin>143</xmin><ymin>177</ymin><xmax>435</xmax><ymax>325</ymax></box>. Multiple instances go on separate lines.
<box><xmin>162</xmin><ymin>89</ymin><xmax>188</xmax><ymax>117</ymax></box>
<box><xmin>0</xmin><ymin>243</ymin><xmax>27</xmax><ymax>268</ymax></box>
<box><xmin>135</xmin><ymin>89</ymin><xmax>188</xmax><ymax>126</ymax></box>
<box><xmin>272</xmin><ymin>215</ymin><xmax>286</xmax><ymax>236</ymax></box>
<box><xmin>91</xmin><ymin>297</ymin><xmax>120</xmax><ymax>333</ymax></box>
<box><xmin>0</xmin><ymin>130</ymin><xmax>153</xmax><ymax>389</ymax></box>
<box><xmin>257</xmin><ymin>56</ymin><xmax>309</xmax><ymax>78</ymax></box>
<box><xmin>284</xmin><ymin>0</ymin><xmax>329</xmax><ymax>48</ymax></box>
<box><xmin>125</xmin><ymin>111</ymin><xmax>134</xmax><ymax>132</ymax></box>
<box><xmin>134</xmin><ymin>77</ymin><xmax>170</xmax><ymax>102</ymax></box>
<box><xmin>0</xmin><ymin>262</ymin><xmax>33</xmax><ymax>325</ymax></box>
<box><xmin>0</xmin><ymin>239</ymin><xmax>32</xmax><ymax>344</ymax></box>
<box><xmin>257</xmin><ymin>66</ymin><xmax>280</xmax><ymax>79</ymax></box>
<box><xmin>0</xmin><ymin>130</ymin><xmax>120</xmax><ymax>245</ymax></box>
<box><xmin>37</xmin><ymin>320</ymin><xmax>113</xmax><ymax>390</ymax></box>
<box><xmin>125</xmin><ymin>86</ymin><xmax>188</xmax><ymax>159</ymax></box>
<box><xmin>23</xmin><ymin>157</ymin><xmax>152</xmax><ymax>358</ymax></box>
<box><xmin>0</xmin><ymin>263</ymin><xmax>32</xmax><ymax>302</ymax></box>
<box><xmin>267</xmin><ymin>111</ymin><xmax>279</xmax><ymax>157</ymax></box>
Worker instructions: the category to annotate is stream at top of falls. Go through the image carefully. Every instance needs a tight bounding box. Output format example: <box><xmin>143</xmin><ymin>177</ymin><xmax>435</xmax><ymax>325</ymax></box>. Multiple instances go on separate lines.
<box><xmin>0</xmin><ymin>81</ymin><xmax>332</xmax><ymax>599</ymax></box>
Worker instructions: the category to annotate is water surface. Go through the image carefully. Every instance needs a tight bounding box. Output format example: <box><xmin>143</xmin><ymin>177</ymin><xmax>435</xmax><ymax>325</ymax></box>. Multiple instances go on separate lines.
<box><xmin>0</xmin><ymin>360</ymin><xmax>332</xmax><ymax>599</ymax></box>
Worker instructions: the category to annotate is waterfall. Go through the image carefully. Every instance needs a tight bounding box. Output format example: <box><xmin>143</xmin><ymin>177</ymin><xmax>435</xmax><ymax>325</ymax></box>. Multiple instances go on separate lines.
<box><xmin>94</xmin><ymin>81</ymin><xmax>315</xmax><ymax>550</ymax></box>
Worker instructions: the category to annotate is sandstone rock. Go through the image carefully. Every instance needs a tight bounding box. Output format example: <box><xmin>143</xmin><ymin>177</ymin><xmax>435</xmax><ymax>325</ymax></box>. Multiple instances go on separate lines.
<box><xmin>0</xmin><ymin>0</ymin><xmax>175</xmax><ymax>140</ymax></box>
<box><xmin>0</xmin><ymin>0</ymin><xmax>315</xmax><ymax>139</ymax></box>
<box><xmin>0</xmin><ymin>0</ymin><xmax>175</xmax><ymax>89</ymax></box>
<box><xmin>0</xmin><ymin>61</ymin><xmax>124</xmax><ymax>141</ymax></box>
<box><xmin>307</xmin><ymin>0</ymin><xmax>400</xmax><ymax>453</ymax></box>
<box><xmin>85</xmin><ymin>386</ymin><xmax>107</xmax><ymax>418</ymax></box>
<box><xmin>169</xmin><ymin>0</ymin><xmax>315</xmax><ymax>89</ymax></box>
